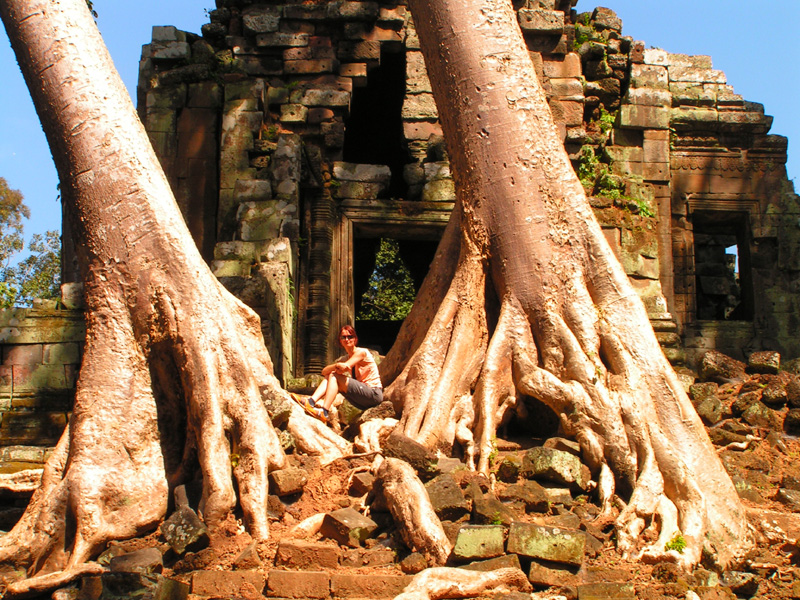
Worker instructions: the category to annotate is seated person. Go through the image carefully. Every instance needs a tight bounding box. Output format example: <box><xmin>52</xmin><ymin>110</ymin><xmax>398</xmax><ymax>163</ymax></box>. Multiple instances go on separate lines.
<box><xmin>301</xmin><ymin>325</ymin><xmax>383</xmax><ymax>422</ymax></box>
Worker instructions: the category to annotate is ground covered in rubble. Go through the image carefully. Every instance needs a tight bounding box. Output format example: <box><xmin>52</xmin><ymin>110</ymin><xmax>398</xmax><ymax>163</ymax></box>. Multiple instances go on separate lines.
<box><xmin>102</xmin><ymin>432</ymin><xmax>800</xmax><ymax>600</ymax></box>
<box><xmin>9</xmin><ymin>350</ymin><xmax>800</xmax><ymax>600</ymax></box>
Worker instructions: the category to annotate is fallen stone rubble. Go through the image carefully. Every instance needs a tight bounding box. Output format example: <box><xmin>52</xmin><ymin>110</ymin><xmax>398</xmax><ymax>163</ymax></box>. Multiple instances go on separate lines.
<box><xmin>7</xmin><ymin>348</ymin><xmax>800</xmax><ymax>600</ymax></box>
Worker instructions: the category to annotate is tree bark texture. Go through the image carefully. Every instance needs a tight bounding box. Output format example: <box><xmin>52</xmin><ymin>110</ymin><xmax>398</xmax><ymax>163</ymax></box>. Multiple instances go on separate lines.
<box><xmin>0</xmin><ymin>0</ymin><xmax>288</xmax><ymax>593</ymax></box>
<box><xmin>377</xmin><ymin>458</ymin><xmax>452</xmax><ymax>564</ymax></box>
<box><xmin>382</xmin><ymin>0</ymin><xmax>751</xmax><ymax>568</ymax></box>
<box><xmin>395</xmin><ymin>567</ymin><xmax>531</xmax><ymax>600</ymax></box>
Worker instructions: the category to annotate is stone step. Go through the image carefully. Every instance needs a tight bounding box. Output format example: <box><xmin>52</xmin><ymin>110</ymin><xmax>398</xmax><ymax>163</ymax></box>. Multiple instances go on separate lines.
<box><xmin>649</xmin><ymin>316</ymin><xmax>678</xmax><ymax>332</ymax></box>
<box><xmin>655</xmin><ymin>331</ymin><xmax>680</xmax><ymax>347</ymax></box>
<box><xmin>187</xmin><ymin>569</ymin><xmax>412</xmax><ymax>600</ymax></box>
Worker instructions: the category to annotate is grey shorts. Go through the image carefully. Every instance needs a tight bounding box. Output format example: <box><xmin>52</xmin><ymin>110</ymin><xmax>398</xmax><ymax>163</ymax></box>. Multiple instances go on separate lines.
<box><xmin>345</xmin><ymin>378</ymin><xmax>383</xmax><ymax>408</ymax></box>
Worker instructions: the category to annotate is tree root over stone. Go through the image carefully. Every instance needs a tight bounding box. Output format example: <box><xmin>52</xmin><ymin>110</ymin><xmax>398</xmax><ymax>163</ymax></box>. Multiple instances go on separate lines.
<box><xmin>379</xmin><ymin>175</ymin><xmax>751</xmax><ymax>569</ymax></box>
<box><xmin>395</xmin><ymin>567</ymin><xmax>531</xmax><ymax>600</ymax></box>
<box><xmin>383</xmin><ymin>219</ymin><xmax>752</xmax><ymax>569</ymax></box>
<box><xmin>0</xmin><ymin>280</ymin><xmax>289</xmax><ymax>598</ymax></box>
<box><xmin>0</xmin><ymin>1</ymin><xmax>294</xmax><ymax>591</ymax></box>
<box><xmin>286</xmin><ymin>404</ymin><xmax>352</xmax><ymax>464</ymax></box>
<box><xmin>382</xmin><ymin>0</ymin><xmax>754</xmax><ymax>569</ymax></box>
<box><xmin>377</xmin><ymin>458</ymin><xmax>452</xmax><ymax>565</ymax></box>
<box><xmin>0</xmin><ymin>469</ymin><xmax>42</xmax><ymax>495</ymax></box>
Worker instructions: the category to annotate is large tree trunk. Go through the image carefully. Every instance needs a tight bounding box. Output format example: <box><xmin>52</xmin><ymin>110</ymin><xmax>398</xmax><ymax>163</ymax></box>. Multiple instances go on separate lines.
<box><xmin>0</xmin><ymin>0</ymin><xmax>754</xmax><ymax>589</ymax></box>
<box><xmin>382</xmin><ymin>0</ymin><xmax>752</xmax><ymax>568</ymax></box>
<box><xmin>0</xmin><ymin>0</ymin><xmax>288</xmax><ymax>594</ymax></box>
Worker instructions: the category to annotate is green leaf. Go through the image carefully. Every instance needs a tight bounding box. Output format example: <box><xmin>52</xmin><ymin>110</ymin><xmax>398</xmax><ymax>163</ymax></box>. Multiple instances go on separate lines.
<box><xmin>357</xmin><ymin>239</ymin><xmax>416</xmax><ymax>321</ymax></box>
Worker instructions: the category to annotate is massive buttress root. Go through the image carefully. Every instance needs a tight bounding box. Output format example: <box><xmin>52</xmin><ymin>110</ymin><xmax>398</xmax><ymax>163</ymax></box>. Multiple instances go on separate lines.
<box><xmin>0</xmin><ymin>0</ymin><xmax>288</xmax><ymax>594</ymax></box>
<box><xmin>381</xmin><ymin>0</ymin><xmax>753</xmax><ymax>569</ymax></box>
<box><xmin>0</xmin><ymin>270</ymin><xmax>289</xmax><ymax>597</ymax></box>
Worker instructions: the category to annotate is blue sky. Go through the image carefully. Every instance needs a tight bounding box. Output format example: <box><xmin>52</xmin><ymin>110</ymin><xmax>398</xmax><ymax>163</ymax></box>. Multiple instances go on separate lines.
<box><xmin>0</xmin><ymin>1</ymin><xmax>797</xmax><ymax>246</ymax></box>
<box><xmin>0</xmin><ymin>2</ymin><xmax>211</xmax><ymax>244</ymax></box>
<box><xmin>599</xmin><ymin>0</ymin><xmax>799</xmax><ymax>183</ymax></box>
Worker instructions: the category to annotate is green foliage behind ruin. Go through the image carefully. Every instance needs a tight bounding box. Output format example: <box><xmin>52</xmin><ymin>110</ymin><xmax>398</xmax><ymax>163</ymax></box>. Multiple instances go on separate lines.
<box><xmin>357</xmin><ymin>239</ymin><xmax>416</xmax><ymax>321</ymax></box>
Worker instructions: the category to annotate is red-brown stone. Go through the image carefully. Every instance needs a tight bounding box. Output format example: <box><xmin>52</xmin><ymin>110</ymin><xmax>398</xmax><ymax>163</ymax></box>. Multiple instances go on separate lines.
<box><xmin>330</xmin><ymin>573</ymin><xmax>411</xmax><ymax>599</ymax></box>
<box><xmin>192</xmin><ymin>570</ymin><xmax>265</xmax><ymax>598</ymax></box>
<box><xmin>275</xmin><ymin>540</ymin><xmax>340</xmax><ymax>570</ymax></box>
<box><xmin>266</xmin><ymin>570</ymin><xmax>330</xmax><ymax>599</ymax></box>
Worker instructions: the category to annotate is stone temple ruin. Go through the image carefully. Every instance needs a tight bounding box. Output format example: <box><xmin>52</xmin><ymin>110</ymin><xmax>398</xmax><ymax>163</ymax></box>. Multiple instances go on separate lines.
<box><xmin>1</xmin><ymin>0</ymin><xmax>799</xmax><ymax>455</ymax></box>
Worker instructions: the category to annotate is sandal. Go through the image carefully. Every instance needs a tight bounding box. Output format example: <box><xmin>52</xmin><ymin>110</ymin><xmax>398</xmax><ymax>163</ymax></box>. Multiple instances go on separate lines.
<box><xmin>310</xmin><ymin>406</ymin><xmax>330</xmax><ymax>423</ymax></box>
<box><xmin>290</xmin><ymin>393</ymin><xmax>329</xmax><ymax>422</ymax></box>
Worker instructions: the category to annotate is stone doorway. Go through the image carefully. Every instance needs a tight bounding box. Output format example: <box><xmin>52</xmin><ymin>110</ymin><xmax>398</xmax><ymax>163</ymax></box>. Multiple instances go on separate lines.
<box><xmin>331</xmin><ymin>201</ymin><xmax>452</xmax><ymax>360</ymax></box>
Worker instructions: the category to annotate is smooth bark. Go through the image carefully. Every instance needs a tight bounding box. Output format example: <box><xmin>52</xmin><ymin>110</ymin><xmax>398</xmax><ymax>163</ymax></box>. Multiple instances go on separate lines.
<box><xmin>0</xmin><ymin>0</ymin><xmax>288</xmax><ymax>593</ymax></box>
<box><xmin>377</xmin><ymin>458</ymin><xmax>452</xmax><ymax>564</ymax></box>
<box><xmin>382</xmin><ymin>0</ymin><xmax>752</xmax><ymax>568</ymax></box>
<box><xmin>0</xmin><ymin>0</ymin><xmax>755</xmax><ymax>591</ymax></box>
<box><xmin>395</xmin><ymin>567</ymin><xmax>531</xmax><ymax>600</ymax></box>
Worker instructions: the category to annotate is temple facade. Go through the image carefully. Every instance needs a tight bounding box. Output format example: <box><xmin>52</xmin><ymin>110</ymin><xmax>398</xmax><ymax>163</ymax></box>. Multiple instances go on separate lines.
<box><xmin>3</xmin><ymin>0</ymin><xmax>799</xmax><ymax>453</ymax></box>
<box><xmin>65</xmin><ymin>0</ymin><xmax>800</xmax><ymax>382</ymax></box>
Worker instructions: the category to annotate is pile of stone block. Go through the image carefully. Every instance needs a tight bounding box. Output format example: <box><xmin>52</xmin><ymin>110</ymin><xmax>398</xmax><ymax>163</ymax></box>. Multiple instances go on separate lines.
<box><xmin>0</xmin><ymin>283</ymin><xmax>84</xmax><ymax>460</ymax></box>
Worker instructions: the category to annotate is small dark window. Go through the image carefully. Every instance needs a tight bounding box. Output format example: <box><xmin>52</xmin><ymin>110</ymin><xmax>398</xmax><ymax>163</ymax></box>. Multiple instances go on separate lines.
<box><xmin>692</xmin><ymin>211</ymin><xmax>753</xmax><ymax>321</ymax></box>
<box><xmin>342</xmin><ymin>50</ymin><xmax>411</xmax><ymax>198</ymax></box>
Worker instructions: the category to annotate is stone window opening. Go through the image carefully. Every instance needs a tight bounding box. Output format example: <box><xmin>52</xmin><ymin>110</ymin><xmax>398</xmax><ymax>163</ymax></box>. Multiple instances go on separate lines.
<box><xmin>342</xmin><ymin>49</ymin><xmax>411</xmax><ymax>199</ymax></box>
<box><xmin>692</xmin><ymin>210</ymin><xmax>753</xmax><ymax>321</ymax></box>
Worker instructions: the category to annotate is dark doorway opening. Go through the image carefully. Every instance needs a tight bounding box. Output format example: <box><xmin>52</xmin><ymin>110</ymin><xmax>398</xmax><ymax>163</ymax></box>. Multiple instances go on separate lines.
<box><xmin>353</xmin><ymin>235</ymin><xmax>439</xmax><ymax>355</ymax></box>
<box><xmin>342</xmin><ymin>50</ymin><xmax>411</xmax><ymax>199</ymax></box>
<box><xmin>692</xmin><ymin>211</ymin><xmax>753</xmax><ymax>321</ymax></box>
